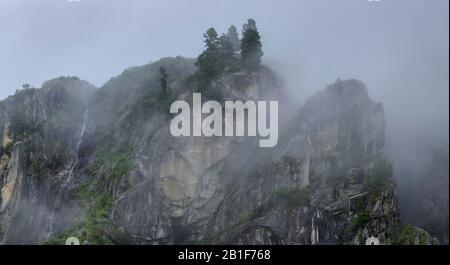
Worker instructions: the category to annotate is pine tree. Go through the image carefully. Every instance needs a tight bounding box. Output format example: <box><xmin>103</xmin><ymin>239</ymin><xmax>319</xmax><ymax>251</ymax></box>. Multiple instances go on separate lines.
<box><xmin>159</xmin><ymin>67</ymin><xmax>168</xmax><ymax>97</ymax></box>
<box><xmin>195</xmin><ymin>28</ymin><xmax>221</xmax><ymax>89</ymax></box>
<box><xmin>218</xmin><ymin>35</ymin><xmax>236</xmax><ymax>73</ymax></box>
<box><xmin>203</xmin><ymin>27</ymin><xmax>219</xmax><ymax>49</ymax></box>
<box><xmin>226</xmin><ymin>25</ymin><xmax>240</xmax><ymax>52</ymax></box>
<box><xmin>243</xmin><ymin>19</ymin><xmax>257</xmax><ymax>31</ymax></box>
<box><xmin>241</xmin><ymin>19</ymin><xmax>263</xmax><ymax>72</ymax></box>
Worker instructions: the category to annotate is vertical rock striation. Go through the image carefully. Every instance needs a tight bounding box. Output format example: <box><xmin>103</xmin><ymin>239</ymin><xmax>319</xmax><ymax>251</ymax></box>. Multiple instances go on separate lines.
<box><xmin>0</xmin><ymin>59</ymin><xmax>438</xmax><ymax>245</ymax></box>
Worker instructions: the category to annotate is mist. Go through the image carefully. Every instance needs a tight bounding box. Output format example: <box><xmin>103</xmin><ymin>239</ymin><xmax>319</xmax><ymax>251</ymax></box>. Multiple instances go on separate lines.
<box><xmin>0</xmin><ymin>0</ymin><xmax>448</xmax><ymax>241</ymax></box>
<box><xmin>0</xmin><ymin>0</ymin><xmax>448</xmax><ymax>127</ymax></box>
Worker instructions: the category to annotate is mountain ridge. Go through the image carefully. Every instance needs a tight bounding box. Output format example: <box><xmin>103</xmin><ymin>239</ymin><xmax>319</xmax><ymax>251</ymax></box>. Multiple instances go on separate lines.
<box><xmin>0</xmin><ymin>56</ymin><xmax>438</xmax><ymax>245</ymax></box>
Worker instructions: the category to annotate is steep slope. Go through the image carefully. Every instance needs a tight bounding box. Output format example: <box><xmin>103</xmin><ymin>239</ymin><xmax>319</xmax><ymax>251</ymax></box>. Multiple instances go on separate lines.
<box><xmin>199</xmin><ymin>79</ymin><xmax>388</xmax><ymax>244</ymax></box>
<box><xmin>0</xmin><ymin>58</ymin><xmax>438</xmax><ymax>245</ymax></box>
<box><xmin>0</xmin><ymin>77</ymin><xmax>95</xmax><ymax>243</ymax></box>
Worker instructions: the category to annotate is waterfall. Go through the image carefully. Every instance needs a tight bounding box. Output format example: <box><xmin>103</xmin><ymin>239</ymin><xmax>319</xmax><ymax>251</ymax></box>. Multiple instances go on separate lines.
<box><xmin>47</xmin><ymin>105</ymin><xmax>88</xmax><ymax>237</ymax></box>
<box><xmin>311</xmin><ymin>210</ymin><xmax>320</xmax><ymax>245</ymax></box>
<box><xmin>66</xmin><ymin>107</ymin><xmax>88</xmax><ymax>183</ymax></box>
<box><xmin>47</xmin><ymin>215</ymin><xmax>54</xmax><ymax>236</ymax></box>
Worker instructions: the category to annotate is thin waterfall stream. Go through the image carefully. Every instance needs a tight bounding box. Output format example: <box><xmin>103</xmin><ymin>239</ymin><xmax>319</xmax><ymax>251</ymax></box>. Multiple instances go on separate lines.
<box><xmin>47</xmin><ymin>105</ymin><xmax>88</xmax><ymax>237</ymax></box>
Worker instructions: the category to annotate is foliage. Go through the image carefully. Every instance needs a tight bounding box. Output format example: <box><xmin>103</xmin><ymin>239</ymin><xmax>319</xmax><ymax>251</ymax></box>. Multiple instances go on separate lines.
<box><xmin>226</xmin><ymin>25</ymin><xmax>240</xmax><ymax>51</ymax></box>
<box><xmin>192</xmin><ymin>19</ymin><xmax>264</xmax><ymax>91</ymax></box>
<box><xmin>194</xmin><ymin>26</ymin><xmax>242</xmax><ymax>90</ymax></box>
<box><xmin>158</xmin><ymin>66</ymin><xmax>169</xmax><ymax>98</ymax></box>
<box><xmin>388</xmin><ymin>224</ymin><xmax>435</xmax><ymax>245</ymax></box>
<box><xmin>218</xmin><ymin>35</ymin><xmax>238</xmax><ymax>73</ymax></box>
<box><xmin>44</xmin><ymin>225</ymin><xmax>84</xmax><ymax>245</ymax></box>
<box><xmin>352</xmin><ymin>212</ymin><xmax>371</xmax><ymax>233</ymax></box>
<box><xmin>1</xmin><ymin>140</ymin><xmax>15</xmax><ymax>155</ymax></box>
<box><xmin>91</xmin><ymin>57</ymin><xmax>194</xmax><ymax>119</ymax></box>
<box><xmin>46</xmin><ymin>146</ymin><xmax>134</xmax><ymax>245</ymax></box>
<box><xmin>41</xmin><ymin>76</ymin><xmax>81</xmax><ymax>90</ymax></box>
<box><xmin>7</xmin><ymin>112</ymin><xmax>31</xmax><ymax>141</ymax></box>
<box><xmin>78</xmin><ymin>145</ymin><xmax>133</xmax><ymax>201</ymax></box>
<box><xmin>194</xmin><ymin>27</ymin><xmax>222</xmax><ymax>89</ymax></box>
<box><xmin>241</xmin><ymin>18</ymin><xmax>263</xmax><ymax>72</ymax></box>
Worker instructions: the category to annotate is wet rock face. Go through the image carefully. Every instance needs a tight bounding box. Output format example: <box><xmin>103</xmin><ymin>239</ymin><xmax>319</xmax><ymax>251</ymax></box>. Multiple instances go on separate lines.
<box><xmin>0</xmin><ymin>143</ymin><xmax>85</xmax><ymax>244</ymax></box>
<box><xmin>0</xmin><ymin>77</ymin><xmax>94</xmax><ymax>244</ymax></box>
<box><xmin>0</xmin><ymin>60</ymin><xmax>437</xmax><ymax>245</ymax></box>
<box><xmin>108</xmin><ymin>64</ymin><xmax>281</xmax><ymax>244</ymax></box>
<box><xmin>191</xmin><ymin>79</ymin><xmax>394</xmax><ymax>245</ymax></box>
<box><xmin>106</xmin><ymin>77</ymin><xmax>403</xmax><ymax>245</ymax></box>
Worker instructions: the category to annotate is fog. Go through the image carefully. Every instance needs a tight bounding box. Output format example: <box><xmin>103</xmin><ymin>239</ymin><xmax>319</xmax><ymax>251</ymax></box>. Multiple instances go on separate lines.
<box><xmin>0</xmin><ymin>0</ymin><xmax>448</xmax><ymax>127</ymax></box>
<box><xmin>0</xmin><ymin>0</ymin><xmax>448</xmax><ymax>239</ymax></box>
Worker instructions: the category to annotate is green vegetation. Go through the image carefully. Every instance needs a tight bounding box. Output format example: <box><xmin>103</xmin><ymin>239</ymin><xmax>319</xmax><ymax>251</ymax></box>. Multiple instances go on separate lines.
<box><xmin>363</xmin><ymin>157</ymin><xmax>394</xmax><ymax>201</ymax></box>
<box><xmin>41</xmin><ymin>76</ymin><xmax>81</xmax><ymax>90</ymax></box>
<box><xmin>218</xmin><ymin>34</ymin><xmax>238</xmax><ymax>73</ymax></box>
<box><xmin>240</xmin><ymin>19</ymin><xmax>263</xmax><ymax>72</ymax></box>
<box><xmin>76</xmin><ymin>146</ymin><xmax>133</xmax><ymax>244</ymax></box>
<box><xmin>226</xmin><ymin>25</ymin><xmax>240</xmax><ymax>51</ymax></box>
<box><xmin>44</xmin><ymin>191</ymin><xmax>116</xmax><ymax>245</ymax></box>
<box><xmin>194</xmin><ymin>27</ymin><xmax>225</xmax><ymax>89</ymax></box>
<box><xmin>7</xmin><ymin>112</ymin><xmax>32</xmax><ymax>142</ymax></box>
<box><xmin>352</xmin><ymin>211</ymin><xmax>371</xmax><ymax>233</ymax></box>
<box><xmin>14</xmin><ymin>86</ymin><xmax>37</xmax><ymax>98</ymax></box>
<box><xmin>31</xmin><ymin>158</ymin><xmax>47</xmax><ymax>176</ymax></box>
<box><xmin>91</xmin><ymin>57</ymin><xmax>195</xmax><ymax>123</ymax></box>
<box><xmin>46</xmin><ymin>146</ymin><xmax>134</xmax><ymax>245</ymax></box>
<box><xmin>77</xmin><ymin>145</ymin><xmax>133</xmax><ymax>202</ymax></box>
<box><xmin>1</xmin><ymin>141</ymin><xmax>15</xmax><ymax>155</ymax></box>
<box><xmin>344</xmin><ymin>157</ymin><xmax>394</xmax><ymax>239</ymax></box>
<box><xmin>158</xmin><ymin>66</ymin><xmax>169</xmax><ymax>98</ymax></box>
<box><xmin>44</xmin><ymin>224</ymin><xmax>84</xmax><ymax>245</ymax></box>
<box><xmin>193</xmin><ymin>19</ymin><xmax>263</xmax><ymax>90</ymax></box>
<box><xmin>388</xmin><ymin>224</ymin><xmax>435</xmax><ymax>245</ymax></box>
<box><xmin>2</xmin><ymin>111</ymin><xmax>41</xmax><ymax>155</ymax></box>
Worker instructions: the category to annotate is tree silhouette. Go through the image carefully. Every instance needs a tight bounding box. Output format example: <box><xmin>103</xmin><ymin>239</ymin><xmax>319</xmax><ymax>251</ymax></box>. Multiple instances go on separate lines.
<box><xmin>241</xmin><ymin>19</ymin><xmax>263</xmax><ymax>72</ymax></box>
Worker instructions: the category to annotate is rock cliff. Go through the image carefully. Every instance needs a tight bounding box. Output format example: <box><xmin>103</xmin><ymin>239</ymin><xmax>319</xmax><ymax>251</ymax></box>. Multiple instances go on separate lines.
<box><xmin>0</xmin><ymin>58</ymin><xmax>437</xmax><ymax>245</ymax></box>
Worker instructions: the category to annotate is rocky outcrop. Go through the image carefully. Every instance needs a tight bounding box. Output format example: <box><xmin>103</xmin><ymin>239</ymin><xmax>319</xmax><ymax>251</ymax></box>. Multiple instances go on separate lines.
<box><xmin>0</xmin><ymin>59</ymin><xmax>438</xmax><ymax>245</ymax></box>
<box><xmin>0</xmin><ymin>77</ymin><xmax>95</xmax><ymax>244</ymax></box>
<box><xmin>188</xmin><ymin>79</ymin><xmax>397</xmax><ymax>245</ymax></box>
